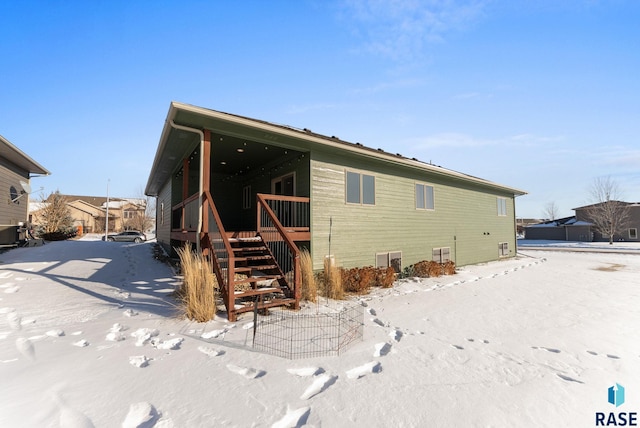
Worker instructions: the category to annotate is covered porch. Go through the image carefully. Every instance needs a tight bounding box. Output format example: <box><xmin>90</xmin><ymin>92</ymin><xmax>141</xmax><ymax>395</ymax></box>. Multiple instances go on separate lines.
<box><xmin>146</xmin><ymin>105</ymin><xmax>312</xmax><ymax>321</ymax></box>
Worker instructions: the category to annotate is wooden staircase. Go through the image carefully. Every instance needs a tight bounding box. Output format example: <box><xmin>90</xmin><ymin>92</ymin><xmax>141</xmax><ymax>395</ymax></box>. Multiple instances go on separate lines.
<box><xmin>226</xmin><ymin>234</ymin><xmax>297</xmax><ymax>318</ymax></box>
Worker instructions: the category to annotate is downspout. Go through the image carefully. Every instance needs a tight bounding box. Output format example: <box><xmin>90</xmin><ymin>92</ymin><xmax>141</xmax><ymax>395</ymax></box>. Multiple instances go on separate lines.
<box><xmin>169</xmin><ymin>120</ymin><xmax>204</xmax><ymax>253</ymax></box>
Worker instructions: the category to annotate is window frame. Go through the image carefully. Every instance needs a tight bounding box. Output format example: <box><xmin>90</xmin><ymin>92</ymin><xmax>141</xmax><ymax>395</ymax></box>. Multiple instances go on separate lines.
<box><xmin>345</xmin><ymin>170</ymin><xmax>376</xmax><ymax>206</ymax></box>
<box><xmin>499</xmin><ymin>242</ymin><xmax>509</xmax><ymax>257</ymax></box>
<box><xmin>415</xmin><ymin>182</ymin><xmax>435</xmax><ymax>210</ymax></box>
<box><xmin>242</xmin><ymin>185</ymin><xmax>252</xmax><ymax>210</ymax></box>
<box><xmin>630</xmin><ymin>228</ymin><xmax>638</xmax><ymax>240</ymax></box>
<box><xmin>497</xmin><ymin>197</ymin><xmax>507</xmax><ymax>216</ymax></box>
<box><xmin>432</xmin><ymin>247</ymin><xmax>451</xmax><ymax>263</ymax></box>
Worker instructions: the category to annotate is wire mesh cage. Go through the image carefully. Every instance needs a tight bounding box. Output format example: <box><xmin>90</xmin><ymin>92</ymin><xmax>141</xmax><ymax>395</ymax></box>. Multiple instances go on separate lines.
<box><xmin>252</xmin><ymin>303</ymin><xmax>364</xmax><ymax>359</ymax></box>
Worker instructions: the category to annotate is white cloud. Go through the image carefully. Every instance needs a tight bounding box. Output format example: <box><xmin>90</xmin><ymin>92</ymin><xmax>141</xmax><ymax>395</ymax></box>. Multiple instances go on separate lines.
<box><xmin>339</xmin><ymin>0</ymin><xmax>488</xmax><ymax>60</ymax></box>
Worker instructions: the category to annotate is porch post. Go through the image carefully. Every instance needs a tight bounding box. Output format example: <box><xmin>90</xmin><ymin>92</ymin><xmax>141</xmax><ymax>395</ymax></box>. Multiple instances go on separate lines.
<box><xmin>181</xmin><ymin>158</ymin><xmax>189</xmax><ymax>230</ymax></box>
<box><xmin>200</xmin><ymin>130</ymin><xmax>211</xmax><ymax>252</ymax></box>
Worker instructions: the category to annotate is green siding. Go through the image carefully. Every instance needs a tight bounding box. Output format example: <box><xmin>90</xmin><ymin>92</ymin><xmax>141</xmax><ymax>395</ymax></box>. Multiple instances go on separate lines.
<box><xmin>310</xmin><ymin>150</ymin><xmax>517</xmax><ymax>270</ymax></box>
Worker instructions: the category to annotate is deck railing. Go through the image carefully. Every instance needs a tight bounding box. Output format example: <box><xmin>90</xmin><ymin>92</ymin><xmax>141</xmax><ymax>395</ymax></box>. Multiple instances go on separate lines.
<box><xmin>256</xmin><ymin>194</ymin><xmax>308</xmax><ymax>306</ymax></box>
<box><xmin>171</xmin><ymin>193</ymin><xmax>200</xmax><ymax>231</ymax></box>
<box><xmin>202</xmin><ymin>191</ymin><xmax>235</xmax><ymax>313</ymax></box>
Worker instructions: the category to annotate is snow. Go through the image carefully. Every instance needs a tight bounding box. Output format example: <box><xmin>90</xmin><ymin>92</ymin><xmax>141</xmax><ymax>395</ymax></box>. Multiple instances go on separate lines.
<box><xmin>1</xmin><ymin>235</ymin><xmax>639</xmax><ymax>427</ymax></box>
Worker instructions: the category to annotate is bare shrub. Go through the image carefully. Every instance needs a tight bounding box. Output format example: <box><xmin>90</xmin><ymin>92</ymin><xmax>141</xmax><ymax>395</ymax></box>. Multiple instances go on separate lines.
<box><xmin>341</xmin><ymin>267</ymin><xmax>374</xmax><ymax>294</ymax></box>
<box><xmin>176</xmin><ymin>244</ymin><xmax>217</xmax><ymax>322</ymax></box>
<box><xmin>375</xmin><ymin>266</ymin><xmax>396</xmax><ymax>288</ymax></box>
<box><xmin>300</xmin><ymin>249</ymin><xmax>317</xmax><ymax>302</ymax></box>
<box><xmin>442</xmin><ymin>261</ymin><xmax>456</xmax><ymax>275</ymax></box>
<box><xmin>411</xmin><ymin>260</ymin><xmax>456</xmax><ymax>278</ymax></box>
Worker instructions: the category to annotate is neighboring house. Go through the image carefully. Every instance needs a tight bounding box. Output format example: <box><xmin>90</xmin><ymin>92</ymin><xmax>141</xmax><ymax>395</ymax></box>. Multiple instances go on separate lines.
<box><xmin>516</xmin><ymin>218</ymin><xmax>543</xmax><ymax>236</ymax></box>
<box><xmin>575</xmin><ymin>201</ymin><xmax>640</xmax><ymax>242</ymax></box>
<box><xmin>31</xmin><ymin>194</ymin><xmax>146</xmax><ymax>234</ymax></box>
<box><xmin>0</xmin><ymin>134</ymin><xmax>50</xmax><ymax>246</ymax></box>
<box><xmin>145</xmin><ymin>102</ymin><xmax>527</xmax><ymax>320</ymax></box>
<box><xmin>523</xmin><ymin>216</ymin><xmax>593</xmax><ymax>241</ymax></box>
<box><xmin>523</xmin><ymin>202</ymin><xmax>640</xmax><ymax>242</ymax></box>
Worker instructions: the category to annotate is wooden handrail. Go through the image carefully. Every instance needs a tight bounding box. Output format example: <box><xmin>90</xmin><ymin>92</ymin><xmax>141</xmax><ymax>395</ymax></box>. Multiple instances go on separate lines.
<box><xmin>203</xmin><ymin>190</ymin><xmax>235</xmax><ymax>313</ymax></box>
<box><xmin>256</xmin><ymin>194</ymin><xmax>301</xmax><ymax>305</ymax></box>
<box><xmin>257</xmin><ymin>193</ymin><xmax>310</xmax><ymax>203</ymax></box>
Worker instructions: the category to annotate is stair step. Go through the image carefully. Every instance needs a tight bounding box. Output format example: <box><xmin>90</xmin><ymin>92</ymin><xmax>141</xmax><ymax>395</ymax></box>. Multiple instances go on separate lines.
<box><xmin>234</xmin><ymin>275</ymin><xmax>283</xmax><ymax>285</ymax></box>
<box><xmin>228</xmin><ymin>237</ymin><xmax>262</xmax><ymax>243</ymax></box>
<box><xmin>233</xmin><ymin>298</ymin><xmax>297</xmax><ymax>315</ymax></box>
<box><xmin>235</xmin><ymin>264</ymin><xmax>278</xmax><ymax>271</ymax></box>
<box><xmin>232</xmin><ymin>246</ymin><xmax>267</xmax><ymax>253</ymax></box>
<box><xmin>234</xmin><ymin>287</ymin><xmax>283</xmax><ymax>297</ymax></box>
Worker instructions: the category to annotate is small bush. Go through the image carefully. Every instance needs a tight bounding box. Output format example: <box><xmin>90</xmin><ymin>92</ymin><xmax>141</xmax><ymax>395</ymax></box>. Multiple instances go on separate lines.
<box><xmin>41</xmin><ymin>230</ymin><xmax>77</xmax><ymax>241</ymax></box>
<box><xmin>176</xmin><ymin>244</ymin><xmax>217</xmax><ymax>322</ymax></box>
<box><xmin>375</xmin><ymin>266</ymin><xmax>396</xmax><ymax>288</ymax></box>
<box><xmin>410</xmin><ymin>260</ymin><xmax>456</xmax><ymax>278</ymax></box>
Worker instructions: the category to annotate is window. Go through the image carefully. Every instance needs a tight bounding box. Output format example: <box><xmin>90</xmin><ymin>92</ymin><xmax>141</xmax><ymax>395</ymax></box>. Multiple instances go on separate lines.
<box><xmin>346</xmin><ymin>171</ymin><xmax>375</xmax><ymax>205</ymax></box>
<box><xmin>376</xmin><ymin>251</ymin><xmax>402</xmax><ymax>273</ymax></box>
<box><xmin>124</xmin><ymin>210</ymin><xmax>137</xmax><ymax>219</ymax></box>
<box><xmin>243</xmin><ymin>185</ymin><xmax>251</xmax><ymax>210</ymax></box>
<box><xmin>630</xmin><ymin>228</ymin><xmax>638</xmax><ymax>240</ymax></box>
<box><xmin>160</xmin><ymin>202</ymin><xmax>164</xmax><ymax>226</ymax></box>
<box><xmin>499</xmin><ymin>242</ymin><xmax>509</xmax><ymax>256</ymax></box>
<box><xmin>432</xmin><ymin>247</ymin><xmax>450</xmax><ymax>263</ymax></box>
<box><xmin>497</xmin><ymin>198</ymin><xmax>507</xmax><ymax>216</ymax></box>
<box><xmin>416</xmin><ymin>183</ymin><xmax>435</xmax><ymax>210</ymax></box>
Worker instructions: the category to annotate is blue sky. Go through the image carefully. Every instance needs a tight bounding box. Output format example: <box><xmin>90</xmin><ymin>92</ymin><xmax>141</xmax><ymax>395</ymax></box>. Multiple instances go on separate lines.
<box><xmin>1</xmin><ymin>0</ymin><xmax>638</xmax><ymax>218</ymax></box>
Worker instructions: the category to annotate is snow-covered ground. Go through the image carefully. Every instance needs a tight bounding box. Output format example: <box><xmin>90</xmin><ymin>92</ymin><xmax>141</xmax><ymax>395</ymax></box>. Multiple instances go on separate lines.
<box><xmin>1</xmin><ymin>235</ymin><xmax>639</xmax><ymax>427</ymax></box>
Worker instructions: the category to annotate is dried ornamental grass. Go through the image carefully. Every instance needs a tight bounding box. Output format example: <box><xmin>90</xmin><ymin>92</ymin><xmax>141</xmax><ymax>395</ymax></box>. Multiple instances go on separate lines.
<box><xmin>322</xmin><ymin>257</ymin><xmax>344</xmax><ymax>300</ymax></box>
<box><xmin>176</xmin><ymin>244</ymin><xmax>217</xmax><ymax>322</ymax></box>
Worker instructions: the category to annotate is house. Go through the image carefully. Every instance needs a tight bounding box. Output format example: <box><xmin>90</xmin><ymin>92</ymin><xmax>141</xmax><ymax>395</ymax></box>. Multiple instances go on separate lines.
<box><xmin>523</xmin><ymin>202</ymin><xmax>640</xmax><ymax>242</ymax></box>
<box><xmin>30</xmin><ymin>195</ymin><xmax>147</xmax><ymax>235</ymax></box>
<box><xmin>523</xmin><ymin>216</ymin><xmax>593</xmax><ymax>241</ymax></box>
<box><xmin>145</xmin><ymin>102</ymin><xmax>527</xmax><ymax>320</ymax></box>
<box><xmin>575</xmin><ymin>201</ymin><xmax>640</xmax><ymax>242</ymax></box>
<box><xmin>0</xmin><ymin>134</ymin><xmax>50</xmax><ymax>246</ymax></box>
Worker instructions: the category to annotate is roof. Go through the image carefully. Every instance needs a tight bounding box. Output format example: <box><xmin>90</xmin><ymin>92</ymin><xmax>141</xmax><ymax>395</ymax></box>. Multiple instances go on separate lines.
<box><xmin>573</xmin><ymin>201</ymin><xmax>638</xmax><ymax>210</ymax></box>
<box><xmin>0</xmin><ymin>134</ymin><xmax>50</xmax><ymax>175</ymax></box>
<box><xmin>146</xmin><ymin>102</ymin><xmax>528</xmax><ymax>197</ymax></box>
<box><xmin>525</xmin><ymin>216</ymin><xmax>593</xmax><ymax>228</ymax></box>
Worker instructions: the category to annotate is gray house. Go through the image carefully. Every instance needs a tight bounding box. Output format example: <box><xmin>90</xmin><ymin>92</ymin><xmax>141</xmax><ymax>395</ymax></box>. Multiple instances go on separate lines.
<box><xmin>575</xmin><ymin>202</ymin><xmax>640</xmax><ymax>242</ymax></box>
<box><xmin>0</xmin><ymin>134</ymin><xmax>50</xmax><ymax>246</ymax></box>
<box><xmin>145</xmin><ymin>102</ymin><xmax>526</xmax><ymax>320</ymax></box>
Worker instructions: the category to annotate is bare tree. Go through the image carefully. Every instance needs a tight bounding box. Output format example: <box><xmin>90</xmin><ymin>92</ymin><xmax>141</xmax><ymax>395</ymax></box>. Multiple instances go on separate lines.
<box><xmin>543</xmin><ymin>201</ymin><xmax>559</xmax><ymax>221</ymax></box>
<box><xmin>124</xmin><ymin>189</ymin><xmax>156</xmax><ymax>233</ymax></box>
<box><xmin>37</xmin><ymin>191</ymin><xmax>75</xmax><ymax>237</ymax></box>
<box><xmin>584</xmin><ymin>176</ymin><xmax>631</xmax><ymax>245</ymax></box>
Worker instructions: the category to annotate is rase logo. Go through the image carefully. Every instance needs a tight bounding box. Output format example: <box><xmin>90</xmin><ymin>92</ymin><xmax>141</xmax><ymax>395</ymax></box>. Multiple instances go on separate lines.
<box><xmin>596</xmin><ymin>383</ymin><xmax>637</xmax><ymax>426</ymax></box>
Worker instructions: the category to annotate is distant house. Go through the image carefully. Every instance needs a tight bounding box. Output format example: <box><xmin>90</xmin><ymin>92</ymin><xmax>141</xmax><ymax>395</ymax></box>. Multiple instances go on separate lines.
<box><xmin>523</xmin><ymin>202</ymin><xmax>640</xmax><ymax>242</ymax></box>
<box><xmin>145</xmin><ymin>102</ymin><xmax>526</xmax><ymax>320</ymax></box>
<box><xmin>523</xmin><ymin>216</ymin><xmax>593</xmax><ymax>241</ymax></box>
<box><xmin>0</xmin><ymin>134</ymin><xmax>49</xmax><ymax>246</ymax></box>
<box><xmin>575</xmin><ymin>202</ymin><xmax>640</xmax><ymax>242</ymax></box>
<box><xmin>30</xmin><ymin>195</ymin><xmax>147</xmax><ymax>235</ymax></box>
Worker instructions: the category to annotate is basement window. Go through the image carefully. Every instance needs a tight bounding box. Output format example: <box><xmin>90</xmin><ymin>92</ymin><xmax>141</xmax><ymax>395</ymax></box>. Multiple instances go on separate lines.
<box><xmin>499</xmin><ymin>242</ymin><xmax>509</xmax><ymax>257</ymax></box>
<box><xmin>376</xmin><ymin>251</ymin><xmax>402</xmax><ymax>273</ymax></box>
<box><xmin>432</xmin><ymin>247</ymin><xmax>450</xmax><ymax>263</ymax></box>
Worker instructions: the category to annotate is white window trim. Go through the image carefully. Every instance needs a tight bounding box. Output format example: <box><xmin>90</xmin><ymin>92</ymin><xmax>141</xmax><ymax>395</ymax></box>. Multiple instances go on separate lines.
<box><xmin>630</xmin><ymin>228</ymin><xmax>638</xmax><ymax>240</ymax></box>
<box><xmin>497</xmin><ymin>197</ymin><xmax>507</xmax><ymax>216</ymax></box>
<box><xmin>432</xmin><ymin>247</ymin><xmax>451</xmax><ymax>263</ymax></box>
<box><xmin>345</xmin><ymin>169</ymin><xmax>376</xmax><ymax>206</ymax></box>
<box><xmin>415</xmin><ymin>182</ymin><xmax>435</xmax><ymax>211</ymax></box>
<box><xmin>499</xmin><ymin>242</ymin><xmax>509</xmax><ymax>257</ymax></box>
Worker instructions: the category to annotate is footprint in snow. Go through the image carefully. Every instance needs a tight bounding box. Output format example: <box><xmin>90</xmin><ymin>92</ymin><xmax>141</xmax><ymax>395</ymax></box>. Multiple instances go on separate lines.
<box><xmin>72</xmin><ymin>339</ymin><xmax>90</xmax><ymax>347</ymax></box>
<box><xmin>129</xmin><ymin>355</ymin><xmax>151</xmax><ymax>368</ymax></box>
<box><xmin>374</xmin><ymin>342</ymin><xmax>392</xmax><ymax>357</ymax></box>
<box><xmin>389</xmin><ymin>329</ymin><xmax>403</xmax><ymax>342</ymax></box>
<box><xmin>123</xmin><ymin>309</ymin><xmax>138</xmax><ymax>317</ymax></box>
<box><xmin>150</xmin><ymin>337</ymin><xmax>184</xmax><ymax>350</ymax></box>
<box><xmin>607</xmin><ymin>354</ymin><xmax>620</xmax><ymax>359</ymax></box>
<box><xmin>46</xmin><ymin>329</ymin><xmax>65</xmax><ymax>337</ymax></box>
<box><xmin>556</xmin><ymin>373</ymin><xmax>584</xmax><ymax>384</ymax></box>
<box><xmin>52</xmin><ymin>390</ymin><xmax>95</xmax><ymax>428</ymax></box>
<box><xmin>532</xmin><ymin>346</ymin><xmax>561</xmax><ymax>353</ymax></box>
<box><xmin>451</xmin><ymin>344</ymin><xmax>464</xmax><ymax>350</ymax></box>
<box><xmin>198</xmin><ymin>346</ymin><xmax>225</xmax><ymax>357</ymax></box>
<box><xmin>373</xmin><ymin>318</ymin><xmax>387</xmax><ymax>327</ymax></box>
<box><xmin>300</xmin><ymin>373</ymin><xmax>337</xmax><ymax>400</ymax></box>
<box><xmin>346</xmin><ymin>361</ymin><xmax>382</xmax><ymax>379</ymax></box>
<box><xmin>271</xmin><ymin>406</ymin><xmax>310</xmax><ymax>428</ymax></box>
<box><xmin>287</xmin><ymin>367</ymin><xmax>324</xmax><ymax>377</ymax></box>
<box><xmin>16</xmin><ymin>337</ymin><xmax>36</xmax><ymax>361</ymax></box>
<box><xmin>122</xmin><ymin>402</ymin><xmax>159</xmax><ymax>428</ymax></box>
<box><xmin>368</xmin><ymin>308</ymin><xmax>377</xmax><ymax>316</ymax></box>
<box><xmin>4</xmin><ymin>285</ymin><xmax>21</xmax><ymax>294</ymax></box>
<box><xmin>7</xmin><ymin>311</ymin><xmax>21</xmax><ymax>331</ymax></box>
<box><xmin>227</xmin><ymin>364</ymin><xmax>266</xmax><ymax>379</ymax></box>
<box><xmin>586</xmin><ymin>350</ymin><xmax>598</xmax><ymax>356</ymax></box>
<box><xmin>130</xmin><ymin>328</ymin><xmax>159</xmax><ymax>346</ymax></box>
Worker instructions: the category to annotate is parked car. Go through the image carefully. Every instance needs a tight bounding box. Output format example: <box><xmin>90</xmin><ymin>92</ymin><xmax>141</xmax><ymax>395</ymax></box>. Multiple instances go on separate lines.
<box><xmin>102</xmin><ymin>231</ymin><xmax>147</xmax><ymax>243</ymax></box>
